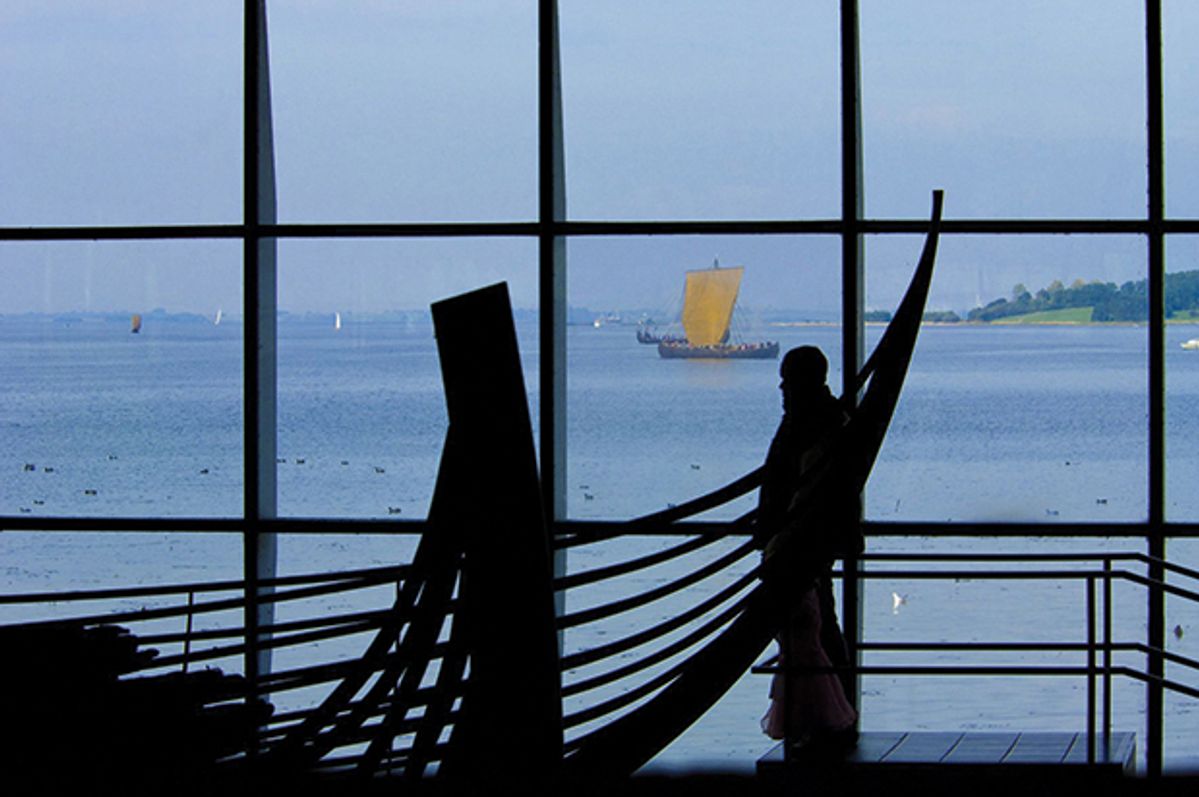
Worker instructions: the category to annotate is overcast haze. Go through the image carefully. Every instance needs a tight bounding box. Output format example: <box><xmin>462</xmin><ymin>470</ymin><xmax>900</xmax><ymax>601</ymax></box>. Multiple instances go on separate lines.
<box><xmin>3</xmin><ymin>2</ymin><xmax>1199</xmax><ymax>318</ymax></box>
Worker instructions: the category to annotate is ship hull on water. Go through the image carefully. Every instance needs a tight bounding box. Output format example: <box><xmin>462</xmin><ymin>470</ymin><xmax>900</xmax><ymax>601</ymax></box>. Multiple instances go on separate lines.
<box><xmin>657</xmin><ymin>340</ymin><xmax>779</xmax><ymax>360</ymax></box>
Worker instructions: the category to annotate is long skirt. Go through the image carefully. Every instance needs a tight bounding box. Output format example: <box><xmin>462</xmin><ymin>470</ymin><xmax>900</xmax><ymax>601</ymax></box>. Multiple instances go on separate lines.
<box><xmin>761</xmin><ymin>585</ymin><xmax>857</xmax><ymax>741</ymax></box>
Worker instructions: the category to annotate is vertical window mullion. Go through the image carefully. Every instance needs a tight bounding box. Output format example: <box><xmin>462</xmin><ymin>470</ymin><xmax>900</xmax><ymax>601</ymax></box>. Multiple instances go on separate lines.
<box><xmin>539</xmin><ymin>0</ymin><xmax>567</xmax><ymax>621</ymax></box>
<box><xmin>243</xmin><ymin>0</ymin><xmax>279</xmax><ymax>701</ymax></box>
<box><xmin>840</xmin><ymin>0</ymin><xmax>865</xmax><ymax>714</ymax></box>
<box><xmin>1146</xmin><ymin>0</ymin><xmax>1166</xmax><ymax>778</ymax></box>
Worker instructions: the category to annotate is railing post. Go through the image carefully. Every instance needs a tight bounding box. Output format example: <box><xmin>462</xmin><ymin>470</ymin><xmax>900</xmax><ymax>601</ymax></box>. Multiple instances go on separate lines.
<box><xmin>183</xmin><ymin>589</ymin><xmax>195</xmax><ymax>673</ymax></box>
<box><xmin>1087</xmin><ymin>574</ymin><xmax>1096</xmax><ymax>763</ymax></box>
<box><xmin>1103</xmin><ymin>557</ymin><xmax>1112</xmax><ymax>742</ymax></box>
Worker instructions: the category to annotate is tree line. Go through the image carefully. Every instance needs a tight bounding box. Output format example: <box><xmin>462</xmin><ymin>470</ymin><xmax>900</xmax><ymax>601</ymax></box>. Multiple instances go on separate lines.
<box><xmin>966</xmin><ymin>270</ymin><xmax>1199</xmax><ymax>322</ymax></box>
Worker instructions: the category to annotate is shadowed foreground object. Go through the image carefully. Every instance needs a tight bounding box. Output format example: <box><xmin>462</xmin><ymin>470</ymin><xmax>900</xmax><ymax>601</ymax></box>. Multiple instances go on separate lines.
<box><xmin>0</xmin><ymin>624</ymin><xmax>270</xmax><ymax>793</ymax></box>
<box><xmin>0</xmin><ymin>194</ymin><xmax>958</xmax><ymax>793</ymax></box>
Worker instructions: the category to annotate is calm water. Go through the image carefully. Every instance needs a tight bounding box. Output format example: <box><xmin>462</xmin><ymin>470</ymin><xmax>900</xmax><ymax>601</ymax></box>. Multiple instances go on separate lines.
<box><xmin>3</xmin><ymin>314</ymin><xmax>1199</xmax><ymax>771</ymax></box>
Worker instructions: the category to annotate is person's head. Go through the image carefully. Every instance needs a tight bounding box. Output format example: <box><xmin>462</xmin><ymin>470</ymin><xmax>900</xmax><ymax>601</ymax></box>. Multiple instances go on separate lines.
<box><xmin>779</xmin><ymin>346</ymin><xmax>828</xmax><ymax>413</ymax></box>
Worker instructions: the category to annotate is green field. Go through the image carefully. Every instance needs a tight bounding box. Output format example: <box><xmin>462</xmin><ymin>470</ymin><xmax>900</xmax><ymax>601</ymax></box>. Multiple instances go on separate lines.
<box><xmin>992</xmin><ymin>306</ymin><xmax>1095</xmax><ymax>324</ymax></box>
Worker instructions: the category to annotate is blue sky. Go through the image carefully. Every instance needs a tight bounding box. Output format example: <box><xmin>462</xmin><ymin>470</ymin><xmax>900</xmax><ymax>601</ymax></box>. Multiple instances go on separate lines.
<box><xmin>3</xmin><ymin>2</ymin><xmax>1198</xmax><ymax>317</ymax></box>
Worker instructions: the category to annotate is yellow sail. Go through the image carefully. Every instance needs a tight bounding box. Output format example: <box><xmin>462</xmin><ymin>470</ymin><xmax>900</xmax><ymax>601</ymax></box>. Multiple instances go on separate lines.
<box><xmin>680</xmin><ymin>266</ymin><xmax>742</xmax><ymax>346</ymax></box>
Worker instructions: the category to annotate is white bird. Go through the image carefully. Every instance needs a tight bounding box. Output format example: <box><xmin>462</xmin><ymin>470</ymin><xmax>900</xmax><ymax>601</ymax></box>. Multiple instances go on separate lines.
<box><xmin>891</xmin><ymin>592</ymin><xmax>908</xmax><ymax>614</ymax></box>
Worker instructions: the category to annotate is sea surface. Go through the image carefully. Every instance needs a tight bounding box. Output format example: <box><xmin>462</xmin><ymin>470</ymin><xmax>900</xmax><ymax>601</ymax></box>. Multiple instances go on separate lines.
<box><xmin>3</xmin><ymin>314</ymin><xmax>1199</xmax><ymax>772</ymax></box>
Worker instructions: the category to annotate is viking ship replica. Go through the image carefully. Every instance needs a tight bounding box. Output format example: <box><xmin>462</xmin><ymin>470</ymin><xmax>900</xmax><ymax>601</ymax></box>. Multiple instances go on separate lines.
<box><xmin>1</xmin><ymin>193</ymin><xmax>942</xmax><ymax>791</ymax></box>
<box><xmin>635</xmin><ymin>323</ymin><xmax>683</xmax><ymax>345</ymax></box>
<box><xmin>657</xmin><ymin>262</ymin><xmax>779</xmax><ymax>360</ymax></box>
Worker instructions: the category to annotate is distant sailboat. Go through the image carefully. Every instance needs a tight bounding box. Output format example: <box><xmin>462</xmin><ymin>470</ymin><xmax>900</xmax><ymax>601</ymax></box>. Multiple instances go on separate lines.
<box><xmin>130</xmin><ymin>314</ymin><xmax>142</xmax><ymax>334</ymax></box>
<box><xmin>656</xmin><ymin>262</ymin><xmax>778</xmax><ymax>359</ymax></box>
<box><xmin>335</xmin><ymin>312</ymin><xmax>342</xmax><ymax>331</ymax></box>
<box><xmin>214</xmin><ymin>308</ymin><xmax>223</xmax><ymax>326</ymax></box>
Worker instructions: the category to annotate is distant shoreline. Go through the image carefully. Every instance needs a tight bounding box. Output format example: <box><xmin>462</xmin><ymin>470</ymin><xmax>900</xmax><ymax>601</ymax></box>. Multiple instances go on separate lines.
<box><xmin>770</xmin><ymin>319</ymin><xmax>1199</xmax><ymax>328</ymax></box>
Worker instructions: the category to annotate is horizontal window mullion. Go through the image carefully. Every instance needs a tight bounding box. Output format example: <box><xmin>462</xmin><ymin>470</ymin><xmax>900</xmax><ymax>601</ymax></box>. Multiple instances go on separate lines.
<box><xmin>9</xmin><ymin>218</ymin><xmax>1199</xmax><ymax>244</ymax></box>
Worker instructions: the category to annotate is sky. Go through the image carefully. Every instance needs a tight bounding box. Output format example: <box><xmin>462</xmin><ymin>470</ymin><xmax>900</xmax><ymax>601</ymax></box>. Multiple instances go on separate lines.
<box><xmin>3</xmin><ymin>1</ymin><xmax>1199</xmax><ymax>318</ymax></box>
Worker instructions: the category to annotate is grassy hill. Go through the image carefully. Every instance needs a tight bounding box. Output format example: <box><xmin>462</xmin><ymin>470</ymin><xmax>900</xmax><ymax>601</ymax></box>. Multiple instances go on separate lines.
<box><xmin>992</xmin><ymin>306</ymin><xmax>1094</xmax><ymax>324</ymax></box>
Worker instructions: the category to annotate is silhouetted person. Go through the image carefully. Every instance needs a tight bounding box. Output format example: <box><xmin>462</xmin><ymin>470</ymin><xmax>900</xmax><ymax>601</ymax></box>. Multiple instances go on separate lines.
<box><xmin>755</xmin><ymin>345</ymin><xmax>860</xmax><ymax>753</ymax></box>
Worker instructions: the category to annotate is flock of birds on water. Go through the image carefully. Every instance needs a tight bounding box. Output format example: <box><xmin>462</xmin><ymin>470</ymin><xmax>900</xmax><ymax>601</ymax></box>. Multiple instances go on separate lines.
<box><xmin>14</xmin><ymin>455</ymin><xmax>403</xmax><ymax>516</ymax></box>
<box><xmin>8</xmin><ymin>458</ymin><xmax>1187</xmax><ymax>642</ymax></box>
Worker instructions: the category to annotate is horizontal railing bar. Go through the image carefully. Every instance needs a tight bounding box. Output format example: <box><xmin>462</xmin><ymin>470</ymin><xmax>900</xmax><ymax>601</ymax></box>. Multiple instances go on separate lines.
<box><xmin>863</xmin><ymin>550</ymin><xmax>1199</xmax><ymax>583</ymax></box>
<box><xmin>857</xmin><ymin>641</ymin><xmax>1106</xmax><ymax>652</ymax></box>
<box><xmin>3</xmin><ymin>573</ymin><xmax>404</xmax><ymax>630</ymax></box>
<box><xmin>0</xmin><ymin>563</ymin><xmax>407</xmax><ymax>604</ymax></box>
<box><xmin>863</xmin><ymin>521</ymin><xmax>1199</xmax><ymax>537</ymax></box>
<box><xmin>6</xmin><ymin>516</ymin><xmax>1199</xmax><ymax>539</ymax></box>
<box><xmin>862</xmin><ymin>552</ymin><xmax>1144</xmax><ymax>563</ymax></box>
<box><xmin>1109</xmin><ymin>666</ymin><xmax>1199</xmax><ymax>700</ymax></box>
<box><xmin>756</xmin><ymin>664</ymin><xmax>1104</xmax><ymax>676</ymax></box>
<box><xmin>1111</xmin><ymin>642</ymin><xmax>1199</xmax><ymax>673</ymax></box>
<box><xmin>849</xmin><ymin>568</ymin><xmax>1109</xmax><ymax>580</ymax></box>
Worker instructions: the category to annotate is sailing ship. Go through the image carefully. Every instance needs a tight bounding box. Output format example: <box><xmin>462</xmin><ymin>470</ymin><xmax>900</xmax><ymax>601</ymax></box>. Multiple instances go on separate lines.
<box><xmin>334</xmin><ymin>311</ymin><xmax>342</xmax><ymax>331</ymax></box>
<box><xmin>657</xmin><ymin>262</ymin><xmax>778</xmax><ymax>359</ymax></box>
<box><xmin>635</xmin><ymin>322</ymin><xmax>684</xmax><ymax>345</ymax></box>
<box><xmin>214</xmin><ymin>308</ymin><xmax>223</xmax><ymax>326</ymax></box>
<box><xmin>130</xmin><ymin>314</ymin><xmax>142</xmax><ymax>334</ymax></box>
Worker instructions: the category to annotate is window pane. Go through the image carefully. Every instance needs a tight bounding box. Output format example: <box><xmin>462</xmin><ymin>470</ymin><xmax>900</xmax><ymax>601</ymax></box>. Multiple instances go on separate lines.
<box><xmin>267</xmin><ymin>2</ymin><xmax>537</xmax><ymax>223</ymax></box>
<box><xmin>861</xmin><ymin>1</ymin><xmax>1145</xmax><ymax>218</ymax></box>
<box><xmin>867</xmin><ymin>235</ymin><xmax>1148</xmax><ymax>523</ymax></box>
<box><xmin>566</xmin><ymin>235</ymin><xmax>840</xmax><ymax>520</ymax></box>
<box><xmin>1165</xmin><ymin>1</ymin><xmax>1199</xmax><ymax>217</ymax></box>
<box><xmin>1</xmin><ymin>241</ymin><xmax>243</xmax><ymax>517</ymax></box>
<box><xmin>1166</xmin><ymin>237</ymin><xmax>1199</xmax><ymax>521</ymax></box>
<box><xmin>276</xmin><ymin>238</ymin><xmax>538</xmax><ymax>518</ymax></box>
<box><xmin>560</xmin><ymin>2</ymin><xmax>839</xmax><ymax>220</ymax></box>
<box><xmin>0</xmin><ymin>2</ymin><xmax>241</xmax><ymax>226</ymax></box>
<box><xmin>1166</xmin><ymin>538</ymin><xmax>1199</xmax><ymax>770</ymax></box>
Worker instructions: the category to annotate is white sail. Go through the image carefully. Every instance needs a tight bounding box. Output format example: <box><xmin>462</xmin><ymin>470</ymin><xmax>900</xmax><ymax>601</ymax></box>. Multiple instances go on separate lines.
<box><xmin>335</xmin><ymin>311</ymin><xmax>342</xmax><ymax>331</ymax></box>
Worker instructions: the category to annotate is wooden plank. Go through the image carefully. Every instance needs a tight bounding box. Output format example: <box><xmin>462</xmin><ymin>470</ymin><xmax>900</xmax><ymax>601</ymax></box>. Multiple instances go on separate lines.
<box><xmin>1002</xmin><ymin>732</ymin><xmax>1078</xmax><ymax>764</ymax></box>
<box><xmin>941</xmin><ymin>732</ymin><xmax>1019</xmax><ymax>764</ymax></box>
<box><xmin>758</xmin><ymin>731</ymin><xmax>1137</xmax><ymax>776</ymax></box>
<box><xmin>1063</xmin><ymin>732</ymin><xmax>1136</xmax><ymax>768</ymax></box>
<box><xmin>881</xmin><ymin>731</ymin><xmax>964</xmax><ymax>763</ymax></box>
<box><xmin>846</xmin><ymin>731</ymin><xmax>907</xmax><ymax>764</ymax></box>
<box><xmin>430</xmin><ymin>283</ymin><xmax>563</xmax><ymax>785</ymax></box>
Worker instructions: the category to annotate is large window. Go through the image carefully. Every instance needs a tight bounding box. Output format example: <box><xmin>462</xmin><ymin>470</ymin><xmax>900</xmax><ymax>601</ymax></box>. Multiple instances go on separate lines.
<box><xmin>3</xmin><ymin>0</ymin><xmax>1197</xmax><ymax>775</ymax></box>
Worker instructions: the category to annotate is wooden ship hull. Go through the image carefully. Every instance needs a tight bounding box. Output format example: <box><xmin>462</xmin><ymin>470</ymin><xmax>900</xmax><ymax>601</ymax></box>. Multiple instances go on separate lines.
<box><xmin>657</xmin><ymin>340</ymin><xmax>779</xmax><ymax>359</ymax></box>
<box><xmin>0</xmin><ymin>193</ymin><xmax>945</xmax><ymax>790</ymax></box>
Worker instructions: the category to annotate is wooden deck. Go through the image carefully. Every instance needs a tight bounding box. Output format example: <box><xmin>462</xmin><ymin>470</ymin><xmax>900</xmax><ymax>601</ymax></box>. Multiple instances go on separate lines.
<box><xmin>758</xmin><ymin>731</ymin><xmax>1136</xmax><ymax>793</ymax></box>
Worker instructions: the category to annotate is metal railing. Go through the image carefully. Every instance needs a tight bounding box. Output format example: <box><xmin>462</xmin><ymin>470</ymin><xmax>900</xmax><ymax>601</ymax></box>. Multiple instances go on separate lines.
<box><xmin>754</xmin><ymin>550</ymin><xmax>1199</xmax><ymax>769</ymax></box>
